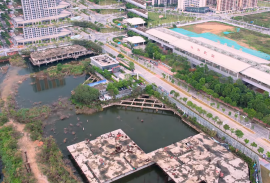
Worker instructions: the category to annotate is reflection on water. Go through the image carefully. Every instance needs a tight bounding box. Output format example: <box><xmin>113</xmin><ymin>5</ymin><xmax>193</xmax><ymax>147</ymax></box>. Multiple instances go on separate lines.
<box><xmin>16</xmin><ymin>75</ymin><xmax>86</xmax><ymax>108</ymax></box>
<box><xmin>31</xmin><ymin>77</ymin><xmax>66</xmax><ymax>92</ymax></box>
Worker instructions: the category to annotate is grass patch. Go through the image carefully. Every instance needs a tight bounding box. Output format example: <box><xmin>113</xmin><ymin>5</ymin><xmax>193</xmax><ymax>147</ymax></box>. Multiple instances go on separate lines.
<box><xmin>92</xmin><ymin>9</ymin><xmax>121</xmax><ymax>14</ymax></box>
<box><xmin>100</xmin><ymin>27</ymin><xmax>121</xmax><ymax>33</ymax></box>
<box><xmin>258</xmin><ymin>0</ymin><xmax>270</xmax><ymax>7</ymax></box>
<box><xmin>233</xmin><ymin>11</ymin><xmax>270</xmax><ymax>28</ymax></box>
<box><xmin>9</xmin><ymin>54</ymin><xmax>26</xmax><ymax>67</ymax></box>
<box><xmin>147</xmin><ymin>12</ymin><xmax>195</xmax><ymax>27</ymax></box>
<box><xmin>0</xmin><ymin>126</ymin><xmax>36</xmax><ymax>183</ymax></box>
<box><xmin>224</xmin><ymin>27</ymin><xmax>270</xmax><ymax>55</ymax></box>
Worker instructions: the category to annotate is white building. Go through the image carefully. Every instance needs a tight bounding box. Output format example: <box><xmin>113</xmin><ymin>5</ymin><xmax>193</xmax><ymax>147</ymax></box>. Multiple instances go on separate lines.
<box><xmin>141</xmin><ymin>27</ymin><xmax>270</xmax><ymax>93</ymax></box>
<box><xmin>178</xmin><ymin>0</ymin><xmax>206</xmax><ymax>10</ymax></box>
<box><xmin>152</xmin><ymin>0</ymin><xmax>206</xmax><ymax>9</ymax></box>
<box><xmin>12</xmin><ymin>0</ymin><xmax>72</xmax><ymax>45</ymax></box>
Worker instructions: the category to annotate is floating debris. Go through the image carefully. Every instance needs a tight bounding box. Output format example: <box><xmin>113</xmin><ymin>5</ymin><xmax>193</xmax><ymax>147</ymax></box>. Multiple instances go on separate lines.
<box><xmin>70</xmin><ymin>123</ymin><xmax>73</xmax><ymax>127</ymax></box>
<box><xmin>83</xmin><ymin>127</ymin><xmax>85</xmax><ymax>131</ymax></box>
<box><xmin>77</xmin><ymin>117</ymin><xmax>80</xmax><ymax>121</ymax></box>
<box><xmin>63</xmin><ymin>138</ymin><xmax>67</xmax><ymax>143</ymax></box>
<box><xmin>90</xmin><ymin>134</ymin><xmax>92</xmax><ymax>137</ymax></box>
<box><xmin>72</xmin><ymin>132</ymin><xmax>76</xmax><ymax>135</ymax></box>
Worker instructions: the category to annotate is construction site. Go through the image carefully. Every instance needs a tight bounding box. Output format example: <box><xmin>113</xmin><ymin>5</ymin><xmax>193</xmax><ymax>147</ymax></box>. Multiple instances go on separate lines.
<box><xmin>29</xmin><ymin>45</ymin><xmax>93</xmax><ymax>66</ymax></box>
<box><xmin>68</xmin><ymin>129</ymin><xmax>250</xmax><ymax>183</ymax></box>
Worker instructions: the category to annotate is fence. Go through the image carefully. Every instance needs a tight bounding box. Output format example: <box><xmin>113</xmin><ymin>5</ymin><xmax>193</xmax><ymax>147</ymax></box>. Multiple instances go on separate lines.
<box><xmin>154</xmin><ymin>86</ymin><xmax>262</xmax><ymax>183</ymax></box>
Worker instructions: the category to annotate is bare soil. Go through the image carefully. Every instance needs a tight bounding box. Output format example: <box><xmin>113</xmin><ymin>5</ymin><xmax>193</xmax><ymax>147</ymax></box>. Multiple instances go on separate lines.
<box><xmin>5</xmin><ymin>120</ymin><xmax>49</xmax><ymax>183</ymax></box>
<box><xmin>181</xmin><ymin>22</ymin><xmax>255</xmax><ymax>50</ymax></box>
<box><xmin>182</xmin><ymin>22</ymin><xmax>235</xmax><ymax>34</ymax></box>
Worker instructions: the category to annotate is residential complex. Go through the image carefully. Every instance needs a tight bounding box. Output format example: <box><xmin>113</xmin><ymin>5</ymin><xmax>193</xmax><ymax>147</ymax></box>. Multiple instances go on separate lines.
<box><xmin>216</xmin><ymin>0</ymin><xmax>258</xmax><ymax>13</ymax></box>
<box><xmin>152</xmin><ymin>0</ymin><xmax>206</xmax><ymax>10</ymax></box>
<box><xmin>12</xmin><ymin>0</ymin><xmax>72</xmax><ymax>45</ymax></box>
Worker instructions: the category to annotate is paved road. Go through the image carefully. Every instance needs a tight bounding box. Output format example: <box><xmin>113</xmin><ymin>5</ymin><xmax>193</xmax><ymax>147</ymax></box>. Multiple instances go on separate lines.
<box><xmin>105</xmin><ymin>44</ymin><xmax>270</xmax><ymax>155</ymax></box>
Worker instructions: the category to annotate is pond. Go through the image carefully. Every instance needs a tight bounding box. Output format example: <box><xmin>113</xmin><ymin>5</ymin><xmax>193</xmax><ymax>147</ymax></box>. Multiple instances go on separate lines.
<box><xmin>44</xmin><ymin>106</ymin><xmax>198</xmax><ymax>182</ymax></box>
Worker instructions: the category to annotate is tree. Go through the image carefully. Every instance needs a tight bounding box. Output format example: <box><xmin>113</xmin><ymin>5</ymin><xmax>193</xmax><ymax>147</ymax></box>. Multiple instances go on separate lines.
<box><xmin>234</xmin><ymin>114</ymin><xmax>238</xmax><ymax>119</ymax></box>
<box><xmin>217</xmin><ymin>120</ymin><xmax>223</xmax><ymax>127</ymax></box>
<box><xmin>174</xmin><ymin>92</ymin><xmax>180</xmax><ymax>98</ymax></box>
<box><xmin>222</xmin><ymin>108</ymin><xmax>225</xmax><ymax>113</ymax></box>
<box><xmin>183</xmin><ymin>97</ymin><xmax>188</xmax><ymax>103</ymax></box>
<box><xmin>207</xmin><ymin>113</ymin><xmax>213</xmax><ymax>119</ymax></box>
<box><xmin>129</xmin><ymin>61</ymin><xmax>135</xmax><ymax>70</ymax></box>
<box><xmin>230</xmin><ymin>128</ymin><xmax>235</xmax><ymax>134</ymax></box>
<box><xmin>162</xmin><ymin>73</ymin><xmax>166</xmax><ymax>79</ymax></box>
<box><xmin>244</xmin><ymin>139</ymin><xmax>249</xmax><ymax>145</ymax></box>
<box><xmin>170</xmin><ymin>90</ymin><xmax>175</xmax><ymax>95</ymax></box>
<box><xmin>223</xmin><ymin>124</ymin><xmax>230</xmax><ymax>131</ymax></box>
<box><xmin>235</xmin><ymin>129</ymin><xmax>244</xmax><ymax>139</ymax></box>
<box><xmin>71</xmin><ymin>85</ymin><xmax>99</xmax><ymax>105</ymax></box>
<box><xmin>266</xmin><ymin>151</ymin><xmax>270</xmax><ymax>158</ymax></box>
<box><xmin>250</xmin><ymin>142</ymin><xmax>257</xmax><ymax>149</ymax></box>
<box><xmin>258</xmin><ymin>147</ymin><xmax>264</xmax><ymax>154</ymax></box>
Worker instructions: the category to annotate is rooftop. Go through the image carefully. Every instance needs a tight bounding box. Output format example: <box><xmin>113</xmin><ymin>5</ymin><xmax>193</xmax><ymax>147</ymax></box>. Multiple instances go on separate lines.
<box><xmin>67</xmin><ymin>129</ymin><xmax>152</xmax><ymax>183</ymax></box>
<box><xmin>91</xmin><ymin>54</ymin><xmax>119</xmax><ymax>66</ymax></box>
<box><xmin>241</xmin><ymin>67</ymin><xmax>270</xmax><ymax>86</ymax></box>
<box><xmin>68</xmin><ymin>130</ymin><xmax>250</xmax><ymax>183</ymax></box>
<box><xmin>123</xmin><ymin>18</ymin><xmax>145</xmax><ymax>25</ymax></box>
<box><xmin>123</xmin><ymin>36</ymin><xmax>145</xmax><ymax>44</ymax></box>
<box><xmin>30</xmin><ymin>45</ymin><xmax>87</xmax><ymax>61</ymax></box>
<box><xmin>146</xmin><ymin>28</ymin><xmax>252</xmax><ymax>73</ymax></box>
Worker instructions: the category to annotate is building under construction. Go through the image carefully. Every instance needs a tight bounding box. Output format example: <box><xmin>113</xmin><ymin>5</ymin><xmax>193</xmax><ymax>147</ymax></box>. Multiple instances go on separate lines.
<box><xmin>29</xmin><ymin>45</ymin><xmax>93</xmax><ymax>66</ymax></box>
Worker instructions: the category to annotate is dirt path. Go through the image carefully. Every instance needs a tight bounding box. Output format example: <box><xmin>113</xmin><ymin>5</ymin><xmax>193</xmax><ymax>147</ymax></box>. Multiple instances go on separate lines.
<box><xmin>10</xmin><ymin>120</ymin><xmax>49</xmax><ymax>183</ymax></box>
<box><xmin>0</xmin><ymin>67</ymin><xmax>29</xmax><ymax>102</ymax></box>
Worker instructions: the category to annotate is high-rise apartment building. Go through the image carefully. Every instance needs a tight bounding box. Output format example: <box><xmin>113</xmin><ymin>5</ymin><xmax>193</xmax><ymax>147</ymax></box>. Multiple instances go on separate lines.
<box><xmin>152</xmin><ymin>0</ymin><xmax>206</xmax><ymax>9</ymax></box>
<box><xmin>12</xmin><ymin>0</ymin><xmax>72</xmax><ymax>46</ymax></box>
<box><xmin>216</xmin><ymin>0</ymin><xmax>258</xmax><ymax>13</ymax></box>
<box><xmin>178</xmin><ymin>0</ymin><xmax>206</xmax><ymax>10</ymax></box>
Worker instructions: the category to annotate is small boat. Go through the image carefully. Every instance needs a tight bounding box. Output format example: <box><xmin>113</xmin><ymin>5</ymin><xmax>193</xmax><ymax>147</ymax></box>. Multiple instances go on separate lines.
<box><xmin>141</xmin><ymin>119</ymin><xmax>144</xmax><ymax>122</ymax></box>
<box><xmin>83</xmin><ymin>127</ymin><xmax>85</xmax><ymax>131</ymax></box>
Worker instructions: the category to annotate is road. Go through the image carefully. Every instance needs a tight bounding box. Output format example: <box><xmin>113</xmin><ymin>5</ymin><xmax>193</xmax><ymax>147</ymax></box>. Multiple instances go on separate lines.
<box><xmin>105</xmin><ymin>44</ymin><xmax>270</xmax><ymax>155</ymax></box>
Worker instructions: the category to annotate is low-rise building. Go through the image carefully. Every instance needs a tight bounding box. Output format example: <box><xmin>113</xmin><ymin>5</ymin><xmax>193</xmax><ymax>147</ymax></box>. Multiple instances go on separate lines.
<box><xmin>90</xmin><ymin>54</ymin><xmax>119</xmax><ymax>71</ymax></box>
<box><xmin>123</xmin><ymin>18</ymin><xmax>146</xmax><ymax>28</ymax></box>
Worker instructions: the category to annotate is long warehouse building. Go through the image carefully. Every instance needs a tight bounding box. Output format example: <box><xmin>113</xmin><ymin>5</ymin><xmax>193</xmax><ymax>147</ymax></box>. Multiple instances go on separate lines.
<box><xmin>131</xmin><ymin>27</ymin><xmax>270</xmax><ymax>93</ymax></box>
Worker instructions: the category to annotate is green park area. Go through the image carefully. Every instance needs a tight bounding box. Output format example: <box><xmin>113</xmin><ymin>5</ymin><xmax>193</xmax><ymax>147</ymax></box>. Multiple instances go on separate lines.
<box><xmin>233</xmin><ymin>11</ymin><xmax>270</xmax><ymax>28</ymax></box>
<box><xmin>258</xmin><ymin>0</ymin><xmax>270</xmax><ymax>7</ymax></box>
<box><xmin>91</xmin><ymin>9</ymin><xmax>122</xmax><ymax>14</ymax></box>
<box><xmin>147</xmin><ymin>12</ymin><xmax>195</xmax><ymax>27</ymax></box>
<box><xmin>87</xmin><ymin>0</ymin><xmax>119</xmax><ymax>5</ymax></box>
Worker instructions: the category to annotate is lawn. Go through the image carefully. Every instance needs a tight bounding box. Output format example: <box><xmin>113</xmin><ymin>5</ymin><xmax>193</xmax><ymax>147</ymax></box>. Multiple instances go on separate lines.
<box><xmin>100</xmin><ymin>27</ymin><xmax>121</xmax><ymax>33</ymax></box>
<box><xmin>233</xmin><ymin>11</ymin><xmax>270</xmax><ymax>28</ymax></box>
<box><xmin>258</xmin><ymin>0</ymin><xmax>270</xmax><ymax>7</ymax></box>
<box><xmin>147</xmin><ymin>12</ymin><xmax>195</xmax><ymax>27</ymax></box>
<box><xmin>87</xmin><ymin>0</ymin><xmax>120</xmax><ymax>5</ymax></box>
<box><xmin>91</xmin><ymin>9</ymin><xmax>122</xmax><ymax>14</ymax></box>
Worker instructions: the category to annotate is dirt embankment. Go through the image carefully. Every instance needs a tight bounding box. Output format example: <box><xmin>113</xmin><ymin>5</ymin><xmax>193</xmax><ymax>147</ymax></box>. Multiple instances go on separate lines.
<box><xmin>0</xmin><ymin>67</ymin><xmax>49</xmax><ymax>183</ymax></box>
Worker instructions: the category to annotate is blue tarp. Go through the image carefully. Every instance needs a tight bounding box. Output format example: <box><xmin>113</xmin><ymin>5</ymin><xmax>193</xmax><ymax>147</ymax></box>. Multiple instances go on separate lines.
<box><xmin>88</xmin><ymin>80</ymin><xmax>107</xmax><ymax>87</ymax></box>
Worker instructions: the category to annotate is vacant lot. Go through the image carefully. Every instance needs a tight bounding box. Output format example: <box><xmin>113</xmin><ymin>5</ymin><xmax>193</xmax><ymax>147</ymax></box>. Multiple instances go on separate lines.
<box><xmin>181</xmin><ymin>21</ymin><xmax>270</xmax><ymax>55</ymax></box>
<box><xmin>258</xmin><ymin>0</ymin><xmax>270</xmax><ymax>7</ymax></box>
<box><xmin>233</xmin><ymin>11</ymin><xmax>270</xmax><ymax>28</ymax></box>
<box><xmin>147</xmin><ymin>12</ymin><xmax>194</xmax><ymax>27</ymax></box>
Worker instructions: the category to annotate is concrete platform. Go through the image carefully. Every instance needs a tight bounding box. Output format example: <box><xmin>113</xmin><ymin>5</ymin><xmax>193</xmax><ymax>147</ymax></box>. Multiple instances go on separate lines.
<box><xmin>68</xmin><ymin>130</ymin><xmax>250</xmax><ymax>183</ymax></box>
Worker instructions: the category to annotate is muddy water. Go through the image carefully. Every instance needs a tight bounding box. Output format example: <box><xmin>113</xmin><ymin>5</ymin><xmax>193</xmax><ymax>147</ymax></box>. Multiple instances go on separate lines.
<box><xmin>13</xmin><ymin>57</ymin><xmax>198</xmax><ymax>183</ymax></box>
<box><xmin>44</xmin><ymin>107</ymin><xmax>198</xmax><ymax>183</ymax></box>
<box><xmin>16</xmin><ymin>75</ymin><xmax>86</xmax><ymax>108</ymax></box>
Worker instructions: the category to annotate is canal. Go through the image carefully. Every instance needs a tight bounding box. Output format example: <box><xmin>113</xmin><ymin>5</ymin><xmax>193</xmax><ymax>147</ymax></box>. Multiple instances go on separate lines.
<box><xmin>10</xmin><ymin>58</ymin><xmax>198</xmax><ymax>183</ymax></box>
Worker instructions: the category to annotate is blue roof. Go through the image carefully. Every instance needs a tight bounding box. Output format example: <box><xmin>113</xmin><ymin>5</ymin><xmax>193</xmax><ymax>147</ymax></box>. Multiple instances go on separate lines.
<box><xmin>87</xmin><ymin>80</ymin><xmax>107</xmax><ymax>87</ymax></box>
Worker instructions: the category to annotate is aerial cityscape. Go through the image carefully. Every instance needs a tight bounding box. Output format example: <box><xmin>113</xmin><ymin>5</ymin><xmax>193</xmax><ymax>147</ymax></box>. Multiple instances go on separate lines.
<box><xmin>1</xmin><ymin>0</ymin><xmax>270</xmax><ymax>183</ymax></box>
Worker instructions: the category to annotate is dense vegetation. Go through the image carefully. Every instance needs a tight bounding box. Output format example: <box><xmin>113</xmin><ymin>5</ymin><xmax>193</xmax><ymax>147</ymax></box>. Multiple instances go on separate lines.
<box><xmin>0</xmin><ymin>126</ymin><xmax>36</xmax><ymax>183</ymax></box>
<box><xmin>233</xmin><ymin>12</ymin><xmax>270</xmax><ymax>28</ymax></box>
<box><xmin>72</xmin><ymin>21</ymin><xmax>101</xmax><ymax>32</ymax></box>
<box><xmin>71</xmin><ymin>84</ymin><xmax>100</xmax><ymax>105</ymax></box>
<box><xmin>175</xmin><ymin>64</ymin><xmax>270</xmax><ymax>124</ymax></box>
<box><xmin>72</xmin><ymin>39</ymin><xmax>102</xmax><ymax>53</ymax></box>
<box><xmin>0</xmin><ymin>112</ymin><xmax>8</xmax><ymax>126</ymax></box>
<box><xmin>133</xmin><ymin>42</ymin><xmax>270</xmax><ymax>125</ymax></box>
<box><xmin>38</xmin><ymin>137</ymin><xmax>78</xmax><ymax>183</ymax></box>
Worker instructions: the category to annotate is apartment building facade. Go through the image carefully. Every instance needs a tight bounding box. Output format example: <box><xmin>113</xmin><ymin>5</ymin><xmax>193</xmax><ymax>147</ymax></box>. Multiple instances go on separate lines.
<box><xmin>216</xmin><ymin>0</ymin><xmax>258</xmax><ymax>13</ymax></box>
<box><xmin>152</xmin><ymin>0</ymin><xmax>206</xmax><ymax>9</ymax></box>
<box><xmin>12</xmin><ymin>0</ymin><xmax>72</xmax><ymax>45</ymax></box>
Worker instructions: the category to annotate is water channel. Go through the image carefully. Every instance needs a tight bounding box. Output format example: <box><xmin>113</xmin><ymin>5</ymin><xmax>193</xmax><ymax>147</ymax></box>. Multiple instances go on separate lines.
<box><xmin>3</xmin><ymin>57</ymin><xmax>199</xmax><ymax>183</ymax></box>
